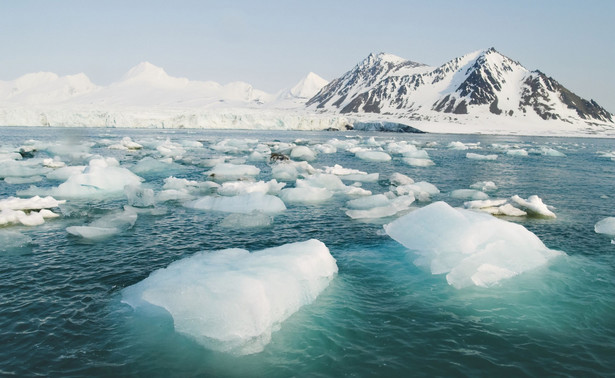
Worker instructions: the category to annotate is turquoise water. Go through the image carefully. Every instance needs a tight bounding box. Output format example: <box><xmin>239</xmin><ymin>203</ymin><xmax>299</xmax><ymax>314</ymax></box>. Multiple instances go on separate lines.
<box><xmin>0</xmin><ymin>127</ymin><xmax>614</xmax><ymax>377</ymax></box>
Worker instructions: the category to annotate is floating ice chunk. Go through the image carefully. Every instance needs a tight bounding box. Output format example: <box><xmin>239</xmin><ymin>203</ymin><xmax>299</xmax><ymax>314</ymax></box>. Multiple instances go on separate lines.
<box><xmin>157</xmin><ymin>189</ymin><xmax>196</xmax><ymax>202</ymax></box>
<box><xmin>187</xmin><ymin>193</ymin><xmax>286</xmax><ymax>214</ymax></box>
<box><xmin>506</xmin><ymin>149</ymin><xmax>529</xmax><ymax>156</ymax></box>
<box><xmin>450</xmin><ymin>189</ymin><xmax>489</xmax><ymax>200</ymax></box>
<box><xmin>314</xmin><ymin>144</ymin><xmax>336</xmax><ymax>154</ymax></box>
<box><xmin>0</xmin><ymin>195</ymin><xmax>66</xmax><ymax>211</ymax></box>
<box><xmin>466</xmin><ymin>153</ymin><xmax>498</xmax><ymax>161</ymax></box>
<box><xmin>324</xmin><ymin>164</ymin><xmax>378</xmax><ymax>182</ymax></box>
<box><xmin>355</xmin><ymin>150</ymin><xmax>391</xmax><ymax>162</ymax></box>
<box><xmin>470</xmin><ymin>181</ymin><xmax>498</xmax><ymax>192</ymax></box>
<box><xmin>594</xmin><ymin>217</ymin><xmax>615</xmax><ymax>240</ymax></box>
<box><xmin>271</xmin><ymin>163</ymin><xmax>298</xmax><ymax>181</ymax></box>
<box><xmin>0</xmin><ymin>160</ymin><xmax>50</xmax><ymax>178</ymax></box>
<box><xmin>156</xmin><ymin>139</ymin><xmax>186</xmax><ymax>158</ymax></box>
<box><xmin>385</xmin><ymin>141</ymin><xmax>418</xmax><ymax>155</ymax></box>
<box><xmin>66</xmin><ymin>207</ymin><xmax>138</xmax><ymax>240</ymax></box>
<box><xmin>219</xmin><ymin>212</ymin><xmax>273</xmax><ymax>228</ymax></box>
<box><xmin>122</xmin><ymin>239</ymin><xmax>337</xmax><ymax>355</ymax></box>
<box><xmin>324</xmin><ymin>164</ymin><xmax>366</xmax><ymax>176</ymax></box>
<box><xmin>403</xmin><ymin>149</ymin><xmax>430</xmax><ymax>159</ymax></box>
<box><xmin>24</xmin><ymin>158</ymin><xmax>144</xmax><ymax>199</ymax></box>
<box><xmin>0</xmin><ymin>230</ymin><xmax>32</xmax><ymax>251</ymax></box>
<box><xmin>218</xmin><ymin>180</ymin><xmax>285</xmax><ymax>196</ymax></box>
<box><xmin>206</xmin><ymin>163</ymin><xmax>260</xmax><ymax>182</ymax></box>
<box><xmin>124</xmin><ymin>185</ymin><xmax>156</xmax><ymax>207</ymax></box>
<box><xmin>130</xmin><ymin>157</ymin><xmax>184</xmax><ymax>176</ymax></box>
<box><xmin>42</xmin><ymin>158</ymin><xmax>66</xmax><ymax>168</ymax></box>
<box><xmin>279</xmin><ymin>186</ymin><xmax>333</xmax><ymax>204</ymax></box>
<box><xmin>46</xmin><ymin>166</ymin><xmax>86</xmax><ymax>181</ymax></box>
<box><xmin>402</xmin><ymin>157</ymin><xmax>435</xmax><ymax>167</ymax></box>
<box><xmin>448</xmin><ymin>141</ymin><xmax>469</xmax><ymax>150</ymax></box>
<box><xmin>511</xmin><ymin>195</ymin><xmax>556</xmax><ymax>218</ymax></box>
<box><xmin>298</xmin><ymin>174</ymin><xmax>346</xmax><ymax>192</ymax></box>
<box><xmin>346</xmin><ymin>195</ymin><xmax>414</xmax><ymax>219</ymax></box>
<box><xmin>346</xmin><ymin>194</ymin><xmax>391</xmax><ymax>210</ymax></box>
<box><xmin>532</xmin><ymin>147</ymin><xmax>566</xmax><ymax>157</ymax></box>
<box><xmin>393</xmin><ymin>181</ymin><xmax>439</xmax><ymax>201</ymax></box>
<box><xmin>390</xmin><ymin>172</ymin><xmax>414</xmax><ymax>186</ymax></box>
<box><xmin>4</xmin><ymin>176</ymin><xmax>43</xmax><ymax>184</ymax></box>
<box><xmin>109</xmin><ymin>137</ymin><xmax>143</xmax><ymax>150</ymax></box>
<box><xmin>290</xmin><ymin>146</ymin><xmax>317</xmax><ymax>161</ymax></box>
<box><xmin>464</xmin><ymin>199</ymin><xmax>527</xmax><ymax>217</ymax></box>
<box><xmin>384</xmin><ymin>201</ymin><xmax>564</xmax><ymax>288</ymax></box>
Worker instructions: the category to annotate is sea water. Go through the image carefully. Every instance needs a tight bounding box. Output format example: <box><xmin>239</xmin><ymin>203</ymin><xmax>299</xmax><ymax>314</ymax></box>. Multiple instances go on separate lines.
<box><xmin>0</xmin><ymin>127</ymin><xmax>613</xmax><ymax>377</ymax></box>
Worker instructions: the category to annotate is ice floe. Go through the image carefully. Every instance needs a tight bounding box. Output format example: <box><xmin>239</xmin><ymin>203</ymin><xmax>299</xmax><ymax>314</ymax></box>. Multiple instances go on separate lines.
<box><xmin>594</xmin><ymin>217</ymin><xmax>615</xmax><ymax>244</ymax></box>
<box><xmin>20</xmin><ymin>157</ymin><xmax>144</xmax><ymax>198</ymax></box>
<box><xmin>121</xmin><ymin>239</ymin><xmax>337</xmax><ymax>355</ymax></box>
<box><xmin>186</xmin><ymin>193</ymin><xmax>286</xmax><ymax>214</ymax></box>
<box><xmin>66</xmin><ymin>207</ymin><xmax>138</xmax><ymax>240</ymax></box>
<box><xmin>384</xmin><ymin>201</ymin><xmax>564</xmax><ymax>288</ymax></box>
<box><xmin>206</xmin><ymin>163</ymin><xmax>260</xmax><ymax>182</ymax></box>
<box><xmin>510</xmin><ymin>195</ymin><xmax>556</xmax><ymax>218</ymax></box>
<box><xmin>466</xmin><ymin>153</ymin><xmax>498</xmax><ymax>161</ymax></box>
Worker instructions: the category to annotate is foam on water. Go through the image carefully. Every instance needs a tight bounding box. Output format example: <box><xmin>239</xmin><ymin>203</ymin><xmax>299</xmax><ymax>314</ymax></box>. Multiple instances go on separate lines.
<box><xmin>121</xmin><ymin>239</ymin><xmax>338</xmax><ymax>355</ymax></box>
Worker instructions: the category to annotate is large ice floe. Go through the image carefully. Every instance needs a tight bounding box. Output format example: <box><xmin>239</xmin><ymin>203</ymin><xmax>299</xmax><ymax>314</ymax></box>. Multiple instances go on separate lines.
<box><xmin>121</xmin><ymin>239</ymin><xmax>338</xmax><ymax>355</ymax></box>
<box><xmin>384</xmin><ymin>202</ymin><xmax>564</xmax><ymax>288</ymax></box>
<box><xmin>20</xmin><ymin>157</ymin><xmax>143</xmax><ymax>199</ymax></box>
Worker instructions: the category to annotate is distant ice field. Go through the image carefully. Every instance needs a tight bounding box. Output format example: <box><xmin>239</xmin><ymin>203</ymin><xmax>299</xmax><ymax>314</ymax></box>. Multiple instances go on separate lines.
<box><xmin>0</xmin><ymin>127</ymin><xmax>614</xmax><ymax>377</ymax></box>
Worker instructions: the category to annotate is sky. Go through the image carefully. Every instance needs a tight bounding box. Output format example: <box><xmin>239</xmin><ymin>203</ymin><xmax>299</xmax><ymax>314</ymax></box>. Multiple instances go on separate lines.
<box><xmin>1</xmin><ymin>0</ymin><xmax>614</xmax><ymax>111</ymax></box>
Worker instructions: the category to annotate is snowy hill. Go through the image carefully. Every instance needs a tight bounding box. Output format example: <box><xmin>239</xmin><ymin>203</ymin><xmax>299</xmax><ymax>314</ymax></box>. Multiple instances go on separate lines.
<box><xmin>308</xmin><ymin>48</ymin><xmax>613</xmax><ymax>126</ymax></box>
<box><xmin>0</xmin><ymin>72</ymin><xmax>99</xmax><ymax>104</ymax></box>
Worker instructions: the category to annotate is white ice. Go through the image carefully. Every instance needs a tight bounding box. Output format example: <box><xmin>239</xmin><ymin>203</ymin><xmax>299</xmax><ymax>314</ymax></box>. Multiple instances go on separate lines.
<box><xmin>466</xmin><ymin>153</ymin><xmax>498</xmax><ymax>161</ymax></box>
<box><xmin>470</xmin><ymin>181</ymin><xmax>498</xmax><ymax>192</ymax></box>
<box><xmin>290</xmin><ymin>146</ymin><xmax>317</xmax><ymax>161</ymax></box>
<box><xmin>21</xmin><ymin>157</ymin><xmax>144</xmax><ymax>199</ymax></box>
<box><xmin>219</xmin><ymin>212</ymin><xmax>273</xmax><ymax>228</ymax></box>
<box><xmin>121</xmin><ymin>239</ymin><xmax>338</xmax><ymax>355</ymax></box>
<box><xmin>206</xmin><ymin>163</ymin><xmax>260</xmax><ymax>182</ymax></box>
<box><xmin>594</xmin><ymin>217</ymin><xmax>615</xmax><ymax>244</ymax></box>
<box><xmin>66</xmin><ymin>207</ymin><xmax>138</xmax><ymax>240</ymax></box>
<box><xmin>186</xmin><ymin>193</ymin><xmax>286</xmax><ymax>214</ymax></box>
<box><xmin>218</xmin><ymin>180</ymin><xmax>285</xmax><ymax>196</ymax></box>
<box><xmin>346</xmin><ymin>195</ymin><xmax>415</xmax><ymax>219</ymax></box>
<box><xmin>450</xmin><ymin>189</ymin><xmax>489</xmax><ymax>200</ymax></box>
<box><xmin>511</xmin><ymin>195</ymin><xmax>556</xmax><ymax>218</ymax></box>
<box><xmin>0</xmin><ymin>230</ymin><xmax>32</xmax><ymax>251</ymax></box>
<box><xmin>384</xmin><ymin>201</ymin><xmax>564</xmax><ymax>288</ymax></box>
<box><xmin>402</xmin><ymin>157</ymin><xmax>435</xmax><ymax>167</ymax></box>
<box><xmin>355</xmin><ymin>149</ymin><xmax>392</xmax><ymax>162</ymax></box>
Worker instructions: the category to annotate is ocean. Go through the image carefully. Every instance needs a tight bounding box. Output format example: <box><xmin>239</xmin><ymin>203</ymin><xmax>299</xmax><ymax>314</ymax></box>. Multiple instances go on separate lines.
<box><xmin>0</xmin><ymin>127</ymin><xmax>613</xmax><ymax>377</ymax></box>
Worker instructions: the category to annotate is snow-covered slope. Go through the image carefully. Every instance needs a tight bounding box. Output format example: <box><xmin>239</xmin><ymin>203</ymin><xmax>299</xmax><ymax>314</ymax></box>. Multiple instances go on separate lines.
<box><xmin>0</xmin><ymin>72</ymin><xmax>99</xmax><ymax>104</ymax></box>
<box><xmin>0</xmin><ymin>51</ymin><xmax>613</xmax><ymax>136</ymax></box>
<box><xmin>308</xmin><ymin>48</ymin><xmax>613</xmax><ymax>126</ymax></box>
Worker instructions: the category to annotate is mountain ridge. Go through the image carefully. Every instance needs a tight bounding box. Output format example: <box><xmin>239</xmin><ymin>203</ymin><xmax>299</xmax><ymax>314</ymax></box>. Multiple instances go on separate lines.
<box><xmin>307</xmin><ymin>48</ymin><xmax>613</xmax><ymax>124</ymax></box>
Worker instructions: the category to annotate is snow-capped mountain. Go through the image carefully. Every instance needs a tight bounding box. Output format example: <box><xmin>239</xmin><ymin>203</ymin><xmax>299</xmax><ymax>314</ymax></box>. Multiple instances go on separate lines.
<box><xmin>307</xmin><ymin>48</ymin><xmax>613</xmax><ymax>125</ymax></box>
<box><xmin>0</xmin><ymin>72</ymin><xmax>99</xmax><ymax>104</ymax></box>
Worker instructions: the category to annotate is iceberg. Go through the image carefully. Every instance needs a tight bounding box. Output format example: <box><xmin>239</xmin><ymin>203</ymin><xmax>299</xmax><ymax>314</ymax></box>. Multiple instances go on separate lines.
<box><xmin>121</xmin><ymin>239</ymin><xmax>338</xmax><ymax>355</ymax></box>
<box><xmin>384</xmin><ymin>202</ymin><xmax>564</xmax><ymax>288</ymax></box>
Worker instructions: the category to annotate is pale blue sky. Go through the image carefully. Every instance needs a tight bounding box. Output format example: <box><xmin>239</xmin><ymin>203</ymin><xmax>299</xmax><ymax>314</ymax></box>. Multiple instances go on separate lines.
<box><xmin>1</xmin><ymin>0</ymin><xmax>613</xmax><ymax>111</ymax></box>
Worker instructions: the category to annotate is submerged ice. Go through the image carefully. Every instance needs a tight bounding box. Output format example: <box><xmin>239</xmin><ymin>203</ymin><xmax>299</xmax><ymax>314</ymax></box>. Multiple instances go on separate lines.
<box><xmin>384</xmin><ymin>202</ymin><xmax>564</xmax><ymax>288</ymax></box>
<box><xmin>121</xmin><ymin>239</ymin><xmax>338</xmax><ymax>355</ymax></box>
